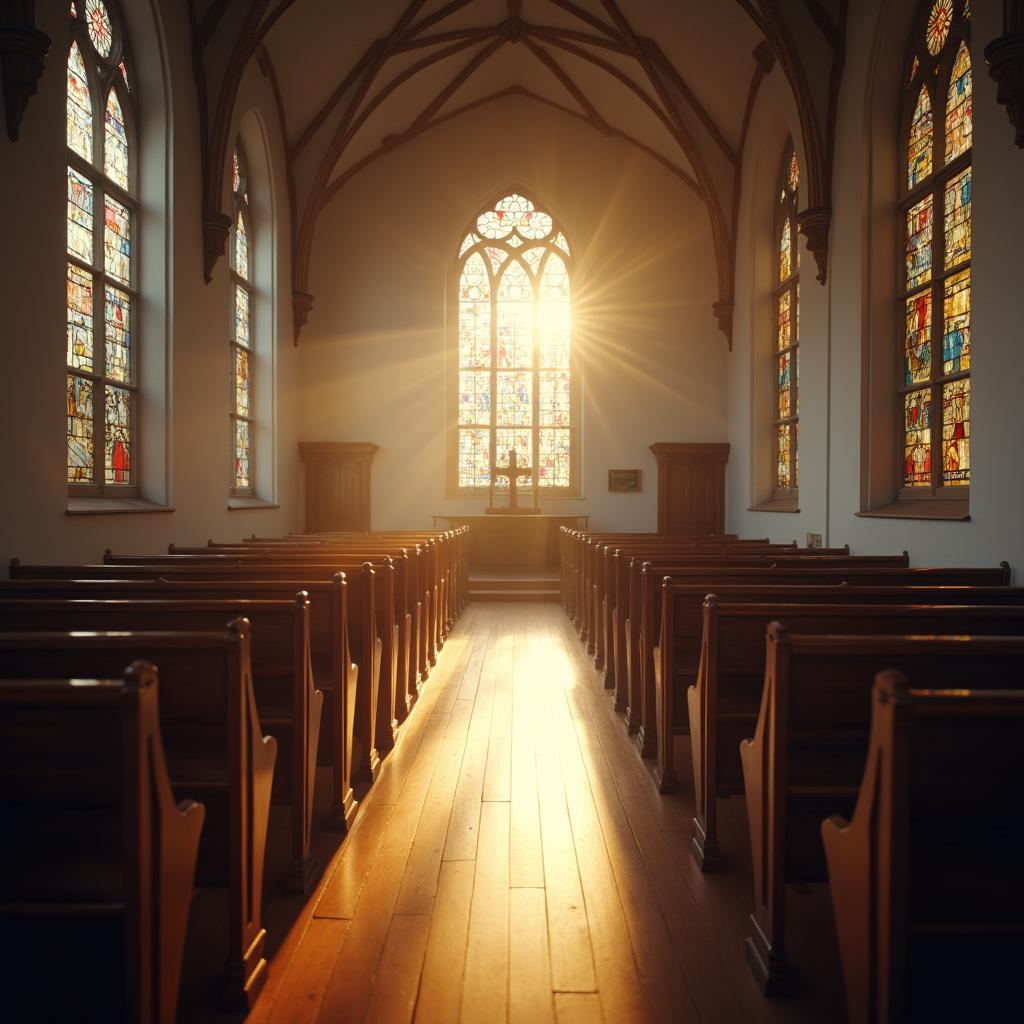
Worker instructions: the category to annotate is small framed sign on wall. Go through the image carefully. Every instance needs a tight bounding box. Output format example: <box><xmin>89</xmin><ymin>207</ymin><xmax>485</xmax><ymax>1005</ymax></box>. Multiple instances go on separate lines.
<box><xmin>608</xmin><ymin>469</ymin><xmax>641</xmax><ymax>492</ymax></box>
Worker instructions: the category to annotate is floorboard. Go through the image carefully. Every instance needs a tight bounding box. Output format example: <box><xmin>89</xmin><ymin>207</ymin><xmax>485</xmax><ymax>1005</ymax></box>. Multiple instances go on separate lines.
<box><xmin>247</xmin><ymin>602</ymin><xmax>845</xmax><ymax>1024</ymax></box>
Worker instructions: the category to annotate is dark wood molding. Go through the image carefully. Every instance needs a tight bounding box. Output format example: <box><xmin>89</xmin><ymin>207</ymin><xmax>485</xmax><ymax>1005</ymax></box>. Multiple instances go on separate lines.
<box><xmin>650</xmin><ymin>442</ymin><xmax>730</xmax><ymax>536</ymax></box>
<box><xmin>986</xmin><ymin>2</ymin><xmax>1024</xmax><ymax>148</ymax></box>
<box><xmin>712</xmin><ymin>299</ymin><xmax>735</xmax><ymax>348</ymax></box>
<box><xmin>0</xmin><ymin>1</ymin><xmax>50</xmax><ymax>143</ymax></box>
<box><xmin>299</xmin><ymin>442</ymin><xmax>379</xmax><ymax>533</ymax></box>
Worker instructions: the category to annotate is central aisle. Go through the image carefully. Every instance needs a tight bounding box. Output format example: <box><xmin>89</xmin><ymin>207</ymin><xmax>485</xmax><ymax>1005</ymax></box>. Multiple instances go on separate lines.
<box><xmin>250</xmin><ymin>604</ymin><xmax>839</xmax><ymax>1024</ymax></box>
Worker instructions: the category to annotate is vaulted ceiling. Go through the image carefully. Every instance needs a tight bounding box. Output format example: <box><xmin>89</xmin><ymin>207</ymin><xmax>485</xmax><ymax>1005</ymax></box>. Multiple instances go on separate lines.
<box><xmin>189</xmin><ymin>1</ymin><xmax>848</xmax><ymax>343</ymax></box>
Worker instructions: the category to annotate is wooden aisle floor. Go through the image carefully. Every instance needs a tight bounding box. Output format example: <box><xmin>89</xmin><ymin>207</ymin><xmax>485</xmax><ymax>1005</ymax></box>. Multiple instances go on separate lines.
<box><xmin>248</xmin><ymin>603</ymin><xmax>843</xmax><ymax>1024</ymax></box>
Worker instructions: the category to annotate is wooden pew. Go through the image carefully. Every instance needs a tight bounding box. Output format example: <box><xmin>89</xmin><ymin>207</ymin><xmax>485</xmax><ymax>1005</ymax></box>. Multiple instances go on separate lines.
<box><xmin>0</xmin><ymin>573</ymin><xmax>362</xmax><ymax>821</ymax></box>
<box><xmin>0</xmin><ymin>623</ymin><xmax>275</xmax><ymax>1009</ymax></box>
<box><xmin>0</xmin><ymin>662</ymin><xmax>204</xmax><ymax>1024</ymax></box>
<box><xmin>739</xmin><ymin>629</ymin><xmax>1024</xmax><ymax>994</ymax></box>
<box><xmin>640</xmin><ymin>562</ymin><xmax>1012</xmax><ymax>767</ymax></box>
<box><xmin>10</xmin><ymin>558</ymin><xmax>388</xmax><ymax>786</ymax></box>
<box><xmin>822</xmin><ymin>673</ymin><xmax>1024</xmax><ymax>1023</ymax></box>
<box><xmin>0</xmin><ymin>595</ymin><xmax>321</xmax><ymax>894</ymax></box>
<box><xmin>687</xmin><ymin>597</ymin><xmax>1024</xmax><ymax>870</ymax></box>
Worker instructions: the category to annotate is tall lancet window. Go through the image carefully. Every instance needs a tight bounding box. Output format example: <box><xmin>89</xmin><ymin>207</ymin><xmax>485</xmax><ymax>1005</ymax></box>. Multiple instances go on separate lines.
<box><xmin>901</xmin><ymin>0</ymin><xmax>972</xmax><ymax>490</ymax></box>
<box><xmin>230</xmin><ymin>146</ymin><xmax>254</xmax><ymax>493</ymax></box>
<box><xmin>452</xmin><ymin>193</ymin><xmax>578</xmax><ymax>494</ymax></box>
<box><xmin>774</xmin><ymin>143</ymin><xmax>800</xmax><ymax>493</ymax></box>
<box><xmin>66</xmin><ymin>0</ymin><xmax>137</xmax><ymax>493</ymax></box>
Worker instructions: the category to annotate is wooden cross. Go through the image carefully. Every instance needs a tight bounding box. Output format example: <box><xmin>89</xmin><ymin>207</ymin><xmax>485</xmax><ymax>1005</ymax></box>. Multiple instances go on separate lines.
<box><xmin>490</xmin><ymin>448</ymin><xmax>534</xmax><ymax>511</ymax></box>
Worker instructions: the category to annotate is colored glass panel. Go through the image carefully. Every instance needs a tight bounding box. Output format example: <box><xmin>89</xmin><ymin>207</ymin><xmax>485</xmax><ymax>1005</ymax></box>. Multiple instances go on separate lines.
<box><xmin>908</xmin><ymin>85</ymin><xmax>933</xmax><ymax>189</ymax></box>
<box><xmin>234</xmin><ymin>284</ymin><xmax>250</xmax><ymax>347</ymax></box>
<box><xmin>539</xmin><ymin>428</ymin><xmax>571</xmax><ymax>488</ymax></box>
<box><xmin>67</xmin><ymin>166</ymin><xmax>93</xmax><ymax>263</ymax></box>
<box><xmin>234</xmin><ymin>419</ymin><xmax>251</xmax><ymax>489</ymax></box>
<box><xmin>779</xmin><ymin>217</ymin><xmax>792</xmax><ymax>283</ymax></box>
<box><xmin>103</xmin><ymin>194</ymin><xmax>131</xmax><ymax>284</ymax></box>
<box><xmin>104</xmin><ymin>89</ymin><xmax>129</xmax><ymax>189</ymax></box>
<box><xmin>554</xmin><ymin>232</ymin><xmax>571</xmax><ymax>256</ymax></box>
<box><xmin>904</xmin><ymin>290</ymin><xmax>932</xmax><ymax>386</ymax></box>
<box><xmin>945</xmin><ymin>42</ymin><xmax>972</xmax><ymax>163</ymax></box>
<box><xmin>477</xmin><ymin>194</ymin><xmax>552</xmax><ymax>241</ymax></box>
<box><xmin>458</xmin><ymin>428</ymin><xmax>490</xmax><ymax>488</ymax></box>
<box><xmin>67</xmin><ymin>263</ymin><xmax>94</xmax><ymax>372</ymax></box>
<box><xmin>234</xmin><ymin>345</ymin><xmax>250</xmax><ymax>416</ymax></box>
<box><xmin>118</xmin><ymin>61</ymin><xmax>129</xmax><ymax>89</ymax></box>
<box><xmin>925</xmin><ymin>0</ymin><xmax>953</xmax><ymax>55</ymax></box>
<box><xmin>964</xmin><ymin>0</ymin><xmax>970</xmax><ymax>17</ymax></box>
<box><xmin>942</xmin><ymin>377</ymin><xmax>969</xmax><ymax>483</ymax></box>
<box><xmin>539</xmin><ymin>253</ymin><xmax>570</xmax><ymax>369</ymax></box>
<box><xmin>104</xmin><ymin>385</ymin><xmax>131</xmax><ymax>484</ymax></box>
<box><xmin>484</xmin><ymin>247</ymin><xmax>508</xmax><ymax>274</ymax></box>
<box><xmin>776</xmin><ymin>423</ymin><xmax>792</xmax><ymax>490</ymax></box>
<box><xmin>943</xmin><ymin>165</ymin><xmax>971</xmax><ymax>269</ymax></box>
<box><xmin>458</xmin><ymin>233</ymin><xmax>476</xmax><ymax>257</ymax></box>
<box><xmin>458</xmin><ymin>370</ymin><xmax>490</xmax><ymax>426</ymax></box>
<box><xmin>232</xmin><ymin>149</ymin><xmax>242</xmax><ymax>194</ymax></box>
<box><xmin>777</xmin><ymin>290</ymin><xmax>792</xmax><ymax>352</ymax></box>
<box><xmin>787</xmin><ymin>150</ymin><xmax>799</xmax><ymax>193</ymax></box>
<box><xmin>521</xmin><ymin>247</ymin><xmax>545</xmax><ymax>275</ymax></box>
<box><xmin>778</xmin><ymin>351</ymin><xmax>793</xmax><ymax>418</ymax></box>
<box><xmin>86</xmin><ymin>0</ymin><xmax>113</xmax><ymax>57</ymax></box>
<box><xmin>910</xmin><ymin>55</ymin><xmax>920</xmax><ymax>82</ymax></box>
<box><xmin>494</xmin><ymin>429</ymin><xmax>532</xmax><ymax>488</ymax></box>
<box><xmin>104</xmin><ymin>285</ymin><xmax>131</xmax><ymax>382</ymax></box>
<box><xmin>903</xmin><ymin>389</ymin><xmax>932</xmax><ymax>486</ymax></box>
<box><xmin>235</xmin><ymin>210</ymin><xmax>249</xmax><ymax>280</ymax></box>
<box><xmin>459</xmin><ymin>253</ymin><xmax>490</xmax><ymax>369</ymax></box>
<box><xmin>539</xmin><ymin>371</ymin><xmax>571</xmax><ymax>427</ymax></box>
<box><xmin>496</xmin><ymin>371</ymin><xmax>532</xmax><ymax>426</ymax></box>
<box><xmin>67</xmin><ymin>42</ymin><xmax>93</xmax><ymax>161</ymax></box>
<box><xmin>942</xmin><ymin>268</ymin><xmax>970</xmax><ymax>375</ymax></box>
<box><xmin>67</xmin><ymin>375</ymin><xmax>94</xmax><ymax>482</ymax></box>
<box><xmin>905</xmin><ymin>194</ymin><xmax>933</xmax><ymax>290</ymax></box>
<box><xmin>496</xmin><ymin>262</ymin><xmax>533</xmax><ymax>369</ymax></box>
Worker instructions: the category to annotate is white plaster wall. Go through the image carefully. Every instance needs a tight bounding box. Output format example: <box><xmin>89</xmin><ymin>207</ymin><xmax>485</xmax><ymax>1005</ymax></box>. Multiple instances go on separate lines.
<box><xmin>298</xmin><ymin>97</ymin><xmax>729</xmax><ymax>532</ymax></box>
<box><xmin>728</xmin><ymin>1</ymin><xmax>1024</xmax><ymax>578</ymax></box>
<box><xmin>0</xmin><ymin>2</ymin><xmax>301</xmax><ymax>566</ymax></box>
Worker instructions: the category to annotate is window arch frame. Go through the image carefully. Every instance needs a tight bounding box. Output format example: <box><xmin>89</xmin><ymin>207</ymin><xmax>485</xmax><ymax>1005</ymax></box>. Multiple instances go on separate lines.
<box><xmin>773</xmin><ymin>139</ymin><xmax>800</xmax><ymax>498</ymax></box>
<box><xmin>897</xmin><ymin>0</ymin><xmax>972</xmax><ymax>498</ymax></box>
<box><xmin>448</xmin><ymin>188</ymin><xmax>581</xmax><ymax>499</ymax></box>
<box><xmin>66</xmin><ymin>0</ymin><xmax>140</xmax><ymax>498</ymax></box>
<box><xmin>230</xmin><ymin>142</ymin><xmax>255</xmax><ymax>497</ymax></box>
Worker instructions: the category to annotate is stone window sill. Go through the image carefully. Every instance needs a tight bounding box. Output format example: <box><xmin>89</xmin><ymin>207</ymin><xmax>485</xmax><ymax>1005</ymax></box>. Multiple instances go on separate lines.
<box><xmin>228</xmin><ymin>497</ymin><xmax>280</xmax><ymax>511</ymax></box>
<box><xmin>67</xmin><ymin>498</ymin><xmax>175</xmax><ymax>516</ymax></box>
<box><xmin>856</xmin><ymin>500</ymin><xmax>970</xmax><ymax>522</ymax></box>
<box><xmin>747</xmin><ymin>497</ymin><xmax>800</xmax><ymax>514</ymax></box>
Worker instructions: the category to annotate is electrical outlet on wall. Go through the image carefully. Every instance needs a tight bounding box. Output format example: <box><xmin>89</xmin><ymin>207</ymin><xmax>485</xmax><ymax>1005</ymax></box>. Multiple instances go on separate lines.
<box><xmin>806</xmin><ymin>532</ymin><xmax>822</xmax><ymax>548</ymax></box>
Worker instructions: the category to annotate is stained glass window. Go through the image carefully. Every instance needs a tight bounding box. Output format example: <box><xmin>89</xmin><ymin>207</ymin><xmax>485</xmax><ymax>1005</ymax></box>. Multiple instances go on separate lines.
<box><xmin>773</xmin><ymin>140</ymin><xmax>800</xmax><ymax>493</ymax></box>
<box><xmin>455</xmin><ymin>194</ymin><xmax>575</xmax><ymax>492</ymax></box>
<box><xmin>66</xmin><ymin>2</ymin><xmax>136</xmax><ymax>493</ymax></box>
<box><xmin>230</xmin><ymin>144</ymin><xmax>254</xmax><ymax>493</ymax></box>
<box><xmin>900</xmin><ymin>0</ymin><xmax>971</xmax><ymax>490</ymax></box>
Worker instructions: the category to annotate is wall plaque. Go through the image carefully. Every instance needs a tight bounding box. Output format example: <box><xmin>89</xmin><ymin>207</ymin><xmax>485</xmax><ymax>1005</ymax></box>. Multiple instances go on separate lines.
<box><xmin>608</xmin><ymin>469</ymin><xmax>641</xmax><ymax>492</ymax></box>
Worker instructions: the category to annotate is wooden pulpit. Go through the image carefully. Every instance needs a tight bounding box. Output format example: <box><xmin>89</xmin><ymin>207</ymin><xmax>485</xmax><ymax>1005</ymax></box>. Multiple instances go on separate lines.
<box><xmin>650</xmin><ymin>442</ymin><xmax>730</xmax><ymax>536</ymax></box>
<box><xmin>299</xmin><ymin>442</ymin><xmax>378</xmax><ymax>532</ymax></box>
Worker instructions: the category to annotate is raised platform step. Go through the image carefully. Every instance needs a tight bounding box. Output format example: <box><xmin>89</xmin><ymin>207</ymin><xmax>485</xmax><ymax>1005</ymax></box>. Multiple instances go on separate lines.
<box><xmin>469</xmin><ymin>588</ymin><xmax>560</xmax><ymax>603</ymax></box>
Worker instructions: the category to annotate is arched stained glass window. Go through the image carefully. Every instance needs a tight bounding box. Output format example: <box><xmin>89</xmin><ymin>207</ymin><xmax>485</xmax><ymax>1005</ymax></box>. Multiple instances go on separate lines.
<box><xmin>452</xmin><ymin>193</ymin><xmax>577</xmax><ymax>494</ymax></box>
<box><xmin>230</xmin><ymin>145</ymin><xmax>254</xmax><ymax>493</ymax></box>
<box><xmin>900</xmin><ymin>0</ymin><xmax>971</xmax><ymax>491</ymax></box>
<box><xmin>66</xmin><ymin>0</ymin><xmax>137</xmax><ymax>493</ymax></box>
<box><xmin>774</xmin><ymin>142</ymin><xmax>799</xmax><ymax>493</ymax></box>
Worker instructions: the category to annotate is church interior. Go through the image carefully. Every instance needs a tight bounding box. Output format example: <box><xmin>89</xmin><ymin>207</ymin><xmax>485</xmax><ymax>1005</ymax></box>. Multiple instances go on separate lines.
<box><xmin>1</xmin><ymin>0</ymin><xmax>1023</xmax><ymax>1021</ymax></box>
